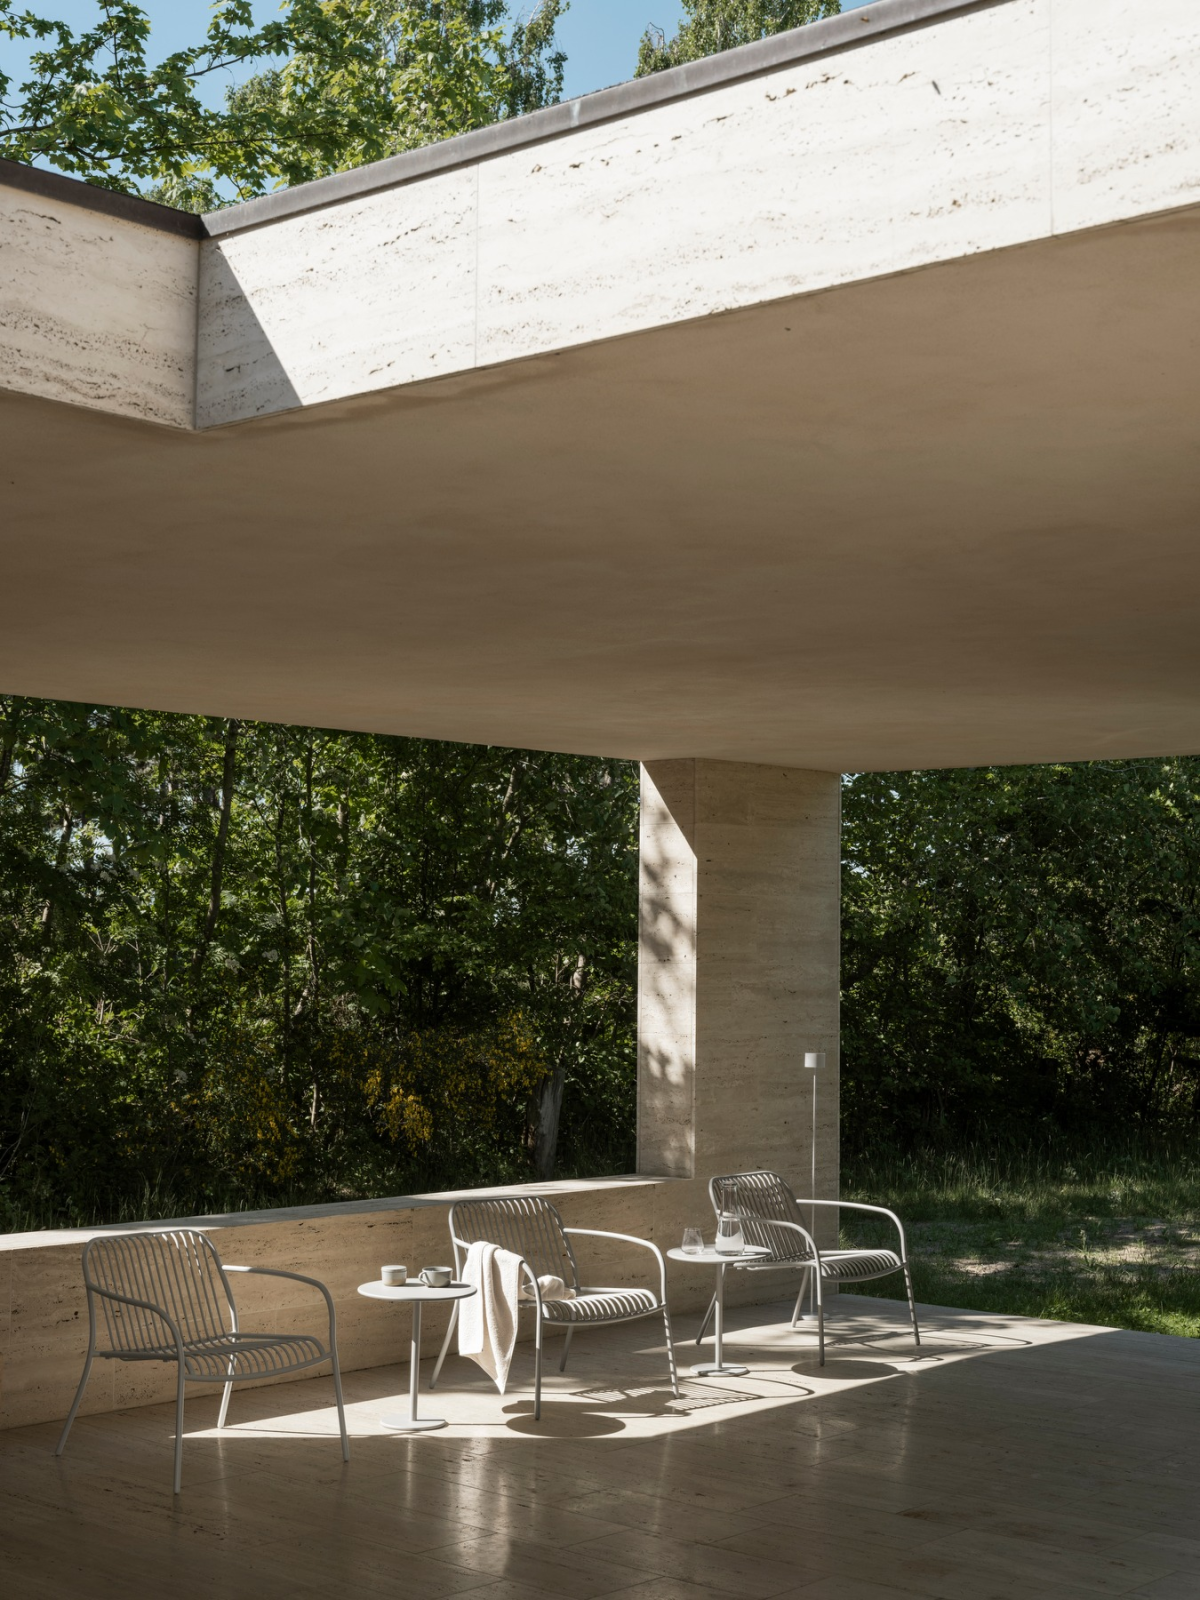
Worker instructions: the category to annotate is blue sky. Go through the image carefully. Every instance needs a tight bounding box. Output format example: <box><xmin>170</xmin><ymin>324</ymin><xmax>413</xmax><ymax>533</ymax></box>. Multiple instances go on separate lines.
<box><xmin>3</xmin><ymin>2</ymin><xmax>872</xmax><ymax>106</ymax></box>
<box><xmin>561</xmin><ymin>0</ymin><xmax>685</xmax><ymax>97</ymax></box>
<box><xmin>0</xmin><ymin>3</ymin><xmax>682</xmax><ymax>102</ymax></box>
<box><xmin>560</xmin><ymin>0</ymin><xmax>874</xmax><ymax>98</ymax></box>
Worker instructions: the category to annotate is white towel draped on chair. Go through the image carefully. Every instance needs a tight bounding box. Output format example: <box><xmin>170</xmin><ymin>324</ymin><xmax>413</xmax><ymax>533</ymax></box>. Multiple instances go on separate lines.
<box><xmin>519</xmin><ymin>1274</ymin><xmax>576</xmax><ymax>1302</ymax></box>
<box><xmin>459</xmin><ymin>1239</ymin><xmax>523</xmax><ymax>1392</ymax></box>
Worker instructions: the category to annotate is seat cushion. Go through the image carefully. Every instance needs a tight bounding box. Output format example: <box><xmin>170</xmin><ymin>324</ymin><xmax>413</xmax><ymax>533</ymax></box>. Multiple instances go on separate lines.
<box><xmin>539</xmin><ymin>1286</ymin><xmax>661</xmax><ymax>1324</ymax></box>
<box><xmin>819</xmin><ymin>1249</ymin><xmax>903</xmax><ymax>1282</ymax></box>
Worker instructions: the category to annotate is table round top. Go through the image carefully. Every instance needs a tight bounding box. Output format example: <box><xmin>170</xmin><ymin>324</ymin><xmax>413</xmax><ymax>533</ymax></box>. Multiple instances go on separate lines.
<box><xmin>357</xmin><ymin>1279</ymin><xmax>477</xmax><ymax>1302</ymax></box>
<box><xmin>666</xmin><ymin>1245</ymin><xmax>773</xmax><ymax>1264</ymax></box>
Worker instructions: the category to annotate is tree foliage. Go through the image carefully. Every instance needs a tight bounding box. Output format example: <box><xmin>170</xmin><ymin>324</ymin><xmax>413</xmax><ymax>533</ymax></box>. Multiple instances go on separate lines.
<box><xmin>0</xmin><ymin>699</ymin><xmax>636</xmax><ymax>1228</ymax></box>
<box><xmin>843</xmin><ymin>762</ymin><xmax>1200</xmax><ymax>1158</ymax></box>
<box><xmin>0</xmin><ymin>0</ymin><xmax>566</xmax><ymax>204</ymax></box>
<box><xmin>636</xmin><ymin>0</ymin><xmax>839</xmax><ymax>75</ymax></box>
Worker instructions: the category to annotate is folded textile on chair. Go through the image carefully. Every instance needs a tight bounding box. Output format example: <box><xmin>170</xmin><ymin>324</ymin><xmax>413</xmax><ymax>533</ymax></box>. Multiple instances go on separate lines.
<box><xmin>519</xmin><ymin>1275</ymin><xmax>576</xmax><ymax>1302</ymax></box>
<box><xmin>459</xmin><ymin>1240</ymin><xmax>523</xmax><ymax>1393</ymax></box>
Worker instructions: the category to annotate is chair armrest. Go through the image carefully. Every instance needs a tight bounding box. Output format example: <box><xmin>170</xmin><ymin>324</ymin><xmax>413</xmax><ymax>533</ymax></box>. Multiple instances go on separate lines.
<box><xmin>562</xmin><ymin>1228</ymin><xmax>668</xmax><ymax>1304</ymax></box>
<box><xmin>786</xmin><ymin>1199</ymin><xmax>909</xmax><ymax>1261</ymax></box>
<box><xmin>85</xmin><ymin>1285</ymin><xmax>185</xmax><ymax>1355</ymax></box>
<box><xmin>750</xmin><ymin>1216</ymin><xmax>823</xmax><ymax>1267</ymax></box>
<box><xmin>223</xmin><ymin>1264</ymin><xmax>339</xmax><ymax>1346</ymax></box>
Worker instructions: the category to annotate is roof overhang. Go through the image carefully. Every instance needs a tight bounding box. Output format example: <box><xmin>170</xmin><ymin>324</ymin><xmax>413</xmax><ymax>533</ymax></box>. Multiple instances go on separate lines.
<box><xmin>3</xmin><ymin>0</ymin><xmax>1199</xmax><ymax>770</ymax></box>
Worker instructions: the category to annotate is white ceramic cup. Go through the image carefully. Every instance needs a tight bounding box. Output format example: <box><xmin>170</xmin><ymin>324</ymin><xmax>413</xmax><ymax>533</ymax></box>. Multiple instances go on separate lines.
<box><xmin>381</xmin><ymin>1265</ymin><xmax>407</xmax><ymax>1286</ymax></box>
<box><xmin>419</xmin><ymin>1265</ymin><xmax>453</xmax><ymax>1288</ymax></box>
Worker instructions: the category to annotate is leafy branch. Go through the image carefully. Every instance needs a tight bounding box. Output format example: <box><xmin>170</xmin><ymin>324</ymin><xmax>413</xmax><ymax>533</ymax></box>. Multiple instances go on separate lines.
<box><xmin>1</xmin><ymin>1</ymin><xmax>568</xmax><ymax>206</ymax></box>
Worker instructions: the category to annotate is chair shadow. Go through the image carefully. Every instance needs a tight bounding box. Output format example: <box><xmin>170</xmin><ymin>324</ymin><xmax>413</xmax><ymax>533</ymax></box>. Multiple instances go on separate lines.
<box><xmin>500</xmin><ymin>1377</ymin><xmax>756</xmax><ymax>1435</ymax></box>
<box><xmin>502</xmin><ymin>1404</ymin><xmax>627</xmax><ymax>1437</ymax></box>
<box><xmin>788</xmin><ymin>1357</ymin><xmax>899</xmax><ymax>1379</ymax></box>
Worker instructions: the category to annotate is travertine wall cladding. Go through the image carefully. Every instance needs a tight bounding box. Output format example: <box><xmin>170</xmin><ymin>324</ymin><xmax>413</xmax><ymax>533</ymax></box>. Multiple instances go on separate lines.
<box><xmin>196</xmin><ymin>168</ymin><xmax>477</xmax><ymax>427</ymax></box>
<box><xmin>1051</xmin><ymin>0</ymin><xmax>1200</xmax><ymax>231</ymax></box>
<box><xmin>472</xmin><ymin>0</ymin><xmax>1050</xmax><ymax>368</ymax></box>
<box><xmin>0</xmin><ymin>189</ymin><xmax>196</xmax><ymax>428</ymax></box>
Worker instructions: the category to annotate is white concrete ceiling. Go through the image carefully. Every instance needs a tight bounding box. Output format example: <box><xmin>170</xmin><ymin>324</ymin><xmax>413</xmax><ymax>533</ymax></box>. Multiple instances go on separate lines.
<box><xmin>2</xmin><ymin>0</ymin><xmax>1199</xmax><ymax>771</ymax></box>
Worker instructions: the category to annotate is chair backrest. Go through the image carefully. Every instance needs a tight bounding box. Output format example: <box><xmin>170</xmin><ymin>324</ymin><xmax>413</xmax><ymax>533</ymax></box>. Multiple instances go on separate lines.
<box><xmin>708</xmin><ymin>1171</ymin><xmax>814</xmax><ymax>1264</ymax></box>
<box><xmin>448</xmin><ymin>1196</ymin><xmax>580</xmax><ymax>1289</ymax></box>
<box><xmin>83</xmin><ymin>1229</ymin><xmax>233</xmax><ymax>1354</ymax></box>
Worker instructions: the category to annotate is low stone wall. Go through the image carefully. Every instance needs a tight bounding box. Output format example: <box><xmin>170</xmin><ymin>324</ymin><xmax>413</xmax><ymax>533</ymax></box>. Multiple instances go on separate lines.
<box><xmin>0</xmin><ymin>1173</ymin><xmax>778</xmax><ymax>1431</ymax></box>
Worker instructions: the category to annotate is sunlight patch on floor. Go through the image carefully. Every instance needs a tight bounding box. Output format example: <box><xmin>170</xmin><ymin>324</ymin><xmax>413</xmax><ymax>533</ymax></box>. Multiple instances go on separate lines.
<box><xmin>187</xmin><ymin>1298</ymin><xmax>1107</xmax><ymax>1449</ymax></box>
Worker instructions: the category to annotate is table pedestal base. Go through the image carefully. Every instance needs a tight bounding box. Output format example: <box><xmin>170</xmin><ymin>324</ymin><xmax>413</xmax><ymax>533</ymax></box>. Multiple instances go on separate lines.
<box><xmin>691</xmin><ymin>1361</ymin><xmax>750</xmax><ymax>1378</ymax></box>
<box><xmin>358</xmin><ymin>1281</ymin><xmax>476</xmax><ymax>1439</ymax></box>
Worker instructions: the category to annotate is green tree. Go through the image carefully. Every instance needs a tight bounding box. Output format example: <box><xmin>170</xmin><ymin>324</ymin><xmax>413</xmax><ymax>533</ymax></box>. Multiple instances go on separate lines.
<box><xmin>0</xmin><ymin>0</ymin><xmax>566</xmax><ymax>204</ymax></box>
<box><xmin>205</xmin><ymin>0</ymin><xmax>567</xmax><ymax>198</ymax></box>
<box><xmin>841</xmin><ymin>762</ymin><xmax>1200</xmax><ymax>1157</ymax></box>
<box><xmin>0</xmin><ymin>698</ymin><xmax>637</xmax><ymax>1227</ymax></box>
<box><xmin>636</xmin><ymin>0</ymin><xmax>839</xmax><ymax>75</ymax></box>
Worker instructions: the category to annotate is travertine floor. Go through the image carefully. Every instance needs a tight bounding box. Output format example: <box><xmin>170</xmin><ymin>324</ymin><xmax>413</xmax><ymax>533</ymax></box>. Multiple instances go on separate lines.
<box><xmin>2</xmin><ymin>1295</ymin><xmax>1198</xmax><ymax>1600</ymax></box>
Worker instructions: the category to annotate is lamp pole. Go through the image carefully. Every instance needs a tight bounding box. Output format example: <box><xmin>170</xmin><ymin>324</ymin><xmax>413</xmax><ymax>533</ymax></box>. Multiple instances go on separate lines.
<box><xmin>803</xmin><ymin>1051</ymin><xmax>825</xmax><ymax>1201</ymax></box>
<box><xmin>803</xmin><ymin>1051</ymin><xmax>825</xmax><ymax>1319</ymax></box>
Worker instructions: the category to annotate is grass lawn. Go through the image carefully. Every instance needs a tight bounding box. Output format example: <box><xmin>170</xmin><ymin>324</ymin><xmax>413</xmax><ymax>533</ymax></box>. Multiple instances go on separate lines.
<box><xmin>841</xmin><ymin>1142</ymin><xmax>1200</xmax><ymax>1338</ymax></box>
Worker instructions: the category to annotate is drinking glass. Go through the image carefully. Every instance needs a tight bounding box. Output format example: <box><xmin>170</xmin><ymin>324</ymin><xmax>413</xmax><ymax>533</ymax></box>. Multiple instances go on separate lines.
<box><xmin>681</xmin><ymin>1228</ymin><xmax>705</xmax><ymax>1255</ymax></box>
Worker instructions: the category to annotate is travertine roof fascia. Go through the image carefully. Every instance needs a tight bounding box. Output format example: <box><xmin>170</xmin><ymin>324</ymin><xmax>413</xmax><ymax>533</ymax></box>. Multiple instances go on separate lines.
<box><xmin>0</xmin><ymin>154</ymin><xmax>204</xmax><ymax>237</ymax></box>
<box><xmin>0</xmin><ymin>0</ymin><xmax>1011</xmax><ymax>242</ymax></box>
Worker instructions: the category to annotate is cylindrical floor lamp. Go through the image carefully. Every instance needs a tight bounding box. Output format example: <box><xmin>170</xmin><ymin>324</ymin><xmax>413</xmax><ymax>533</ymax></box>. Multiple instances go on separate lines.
<box><xmin>803</xmin><ymin>1050</ymin><xmax>825</xmax><ymax>1201</ymax></box>
<box><xmin>803</xmin><ymin>1051</ymin><xmax>825</xmax><ymax>1319</ymax></box>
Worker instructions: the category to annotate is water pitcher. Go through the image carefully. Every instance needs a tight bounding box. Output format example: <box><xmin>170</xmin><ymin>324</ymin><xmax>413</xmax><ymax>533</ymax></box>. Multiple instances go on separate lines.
<box><xmin>714</xmin><ymin>1179</ymin><xmax>745</xmax><ymax>1255</ymax></box>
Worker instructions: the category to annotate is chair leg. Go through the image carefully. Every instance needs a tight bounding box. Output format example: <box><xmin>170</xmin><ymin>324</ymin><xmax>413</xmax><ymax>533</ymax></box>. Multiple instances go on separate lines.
<box><xmin>662</xmin><ymin>1304</ymin><xmax>680</xmax><ymax>1398</ymax></box>
<box><xmin>430</xmin><ymin>1301</ymin><xmax>460</xmax><ymax>1391</ymax></box>
<box><xmin>558</xmin><ymin>1325</ymin><xmax>574</xmax><ymax>1374</ymax></box>
<box><xmin>815</xmin><ymin>1274</ymin><xmax>825</xmax><ymax>1367</ymax></box>
<box><xmin>904</xmin><ymin>1264</ymin><xmax>921</xmax><ymax>1349</ymax></box>
<box><xmin>217</xmin><ymin>1354</ymin><xmax>237</xmax><ymax>1429</ymax></box>
<box><xmin>55</xmin><ymin>1346</ymin><xmax>95</xmax><ymax>1458</ymax></box>
<box><xmin>534</xmin><ymin>1315</ymin><xmax>543</xmax><ymax>1421</ymax></box>
<box><xmin>172</xmin><ymin>1365</ymin><xmax>186</xmax><ymax>1495</ymax></box>
<box><xmin>694</xmin><ymin>1291</ymin><xmax>717</xmax><ymax>1346</ymax></box>
<box><xmin>790</xmin><ymin>1273</ymin><xmax>809</xmax><ymax>1328</ymax></box>
<box><xmin>330</xmin><ymin>1345</ymin><xmax>350</xmax><ymax>1462</ymax></box>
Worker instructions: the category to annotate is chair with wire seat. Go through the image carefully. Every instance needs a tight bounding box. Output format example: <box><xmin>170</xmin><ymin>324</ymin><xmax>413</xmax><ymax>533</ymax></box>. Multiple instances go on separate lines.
<box><xmin>429</xmin><ymin>1195</ymin><xmax>678</xmax><ymax>1418</ymax></box>
<box><xmin>55</xmin><ymin>1228</ymin><xmax>349</xmax><ymax>1493</ymax></box>
<box><xmin>699</xmin><ymin>1170</ymin><xmax>920</xmax><ymax>1365</ymax></box>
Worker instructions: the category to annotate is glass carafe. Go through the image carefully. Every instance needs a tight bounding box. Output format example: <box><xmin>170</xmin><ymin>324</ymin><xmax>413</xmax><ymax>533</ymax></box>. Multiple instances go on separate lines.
<box><xmin>714</xmin><ymin>1179</ymin><xmax>745</xmax><ymax>1255</ymax></box>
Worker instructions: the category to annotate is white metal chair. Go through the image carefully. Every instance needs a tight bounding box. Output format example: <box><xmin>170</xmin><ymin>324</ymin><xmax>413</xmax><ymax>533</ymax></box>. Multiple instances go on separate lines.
<box><xmin>55</xmin><ymin>1228</ymin><xmax>349</xmax><ymax>1493</ymax></box>
<box><xmin>430</xmin><ymin>1195</ymin><xmax>679</xmax><ymax>1418</ymax></box>
<box><xmin>700</xmin><ymin>1170</ymin><xmax>920</xmax><ymax>1365</ymax></box>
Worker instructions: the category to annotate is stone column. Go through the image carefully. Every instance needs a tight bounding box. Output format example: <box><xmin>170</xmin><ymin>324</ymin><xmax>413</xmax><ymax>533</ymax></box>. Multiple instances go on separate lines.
<box><xmin>637</xmin><ymin>760</ymin><xmax>841</xmax><ymax>1208</ymax></box>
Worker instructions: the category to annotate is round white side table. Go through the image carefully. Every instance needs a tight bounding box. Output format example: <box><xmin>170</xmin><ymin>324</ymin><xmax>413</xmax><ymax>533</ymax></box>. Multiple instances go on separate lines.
<box><xmin>357</xmin><ymin>1280</ymin><xmax>477</xmax><ymax>1432</ymax></box>
<box><xmin>666</xmin><ymin>1245</ymin><xmax>771</xmax><ymax>1377</ymax></box>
